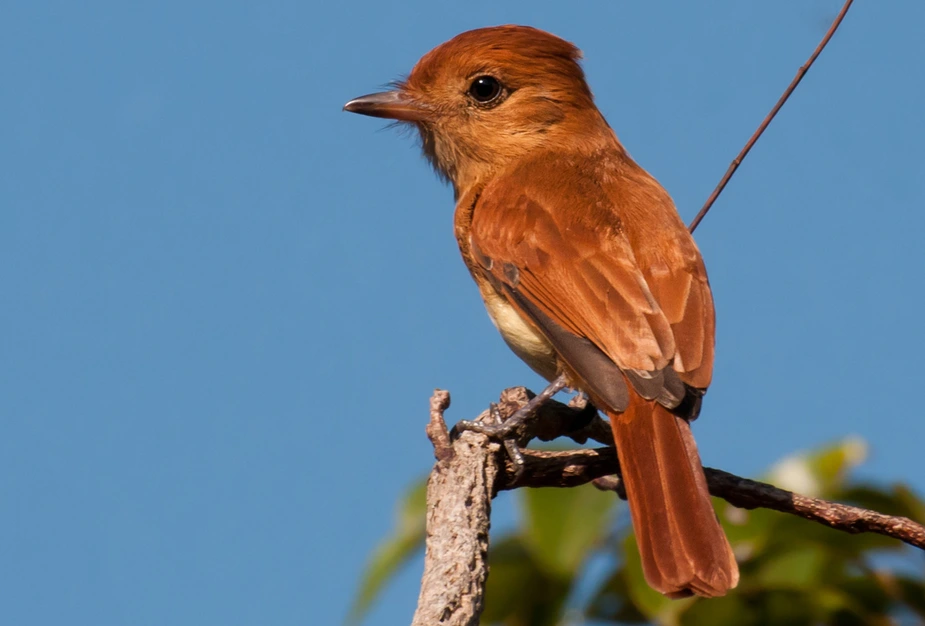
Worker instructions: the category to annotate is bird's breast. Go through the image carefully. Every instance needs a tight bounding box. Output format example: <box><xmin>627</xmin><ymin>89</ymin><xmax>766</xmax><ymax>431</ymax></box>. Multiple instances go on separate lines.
<box><xmin>481</xmin><ymin>287</ymin><xmax>559</xmax><ymax>382</ymax></box>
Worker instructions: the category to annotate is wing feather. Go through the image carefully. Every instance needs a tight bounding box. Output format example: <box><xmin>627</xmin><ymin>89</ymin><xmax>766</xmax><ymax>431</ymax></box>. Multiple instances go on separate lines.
<box><xmin>470</xmin><ymin>156</ymin><xmax>714</xmax><ymax>408</ymax></box>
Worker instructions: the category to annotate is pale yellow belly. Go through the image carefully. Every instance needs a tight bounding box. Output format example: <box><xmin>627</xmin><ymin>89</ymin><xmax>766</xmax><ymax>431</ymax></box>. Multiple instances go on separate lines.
<box><xmin>482</xmin><ymin>289</ymin><xmax>559</xmax><ymax>381</ymax></box>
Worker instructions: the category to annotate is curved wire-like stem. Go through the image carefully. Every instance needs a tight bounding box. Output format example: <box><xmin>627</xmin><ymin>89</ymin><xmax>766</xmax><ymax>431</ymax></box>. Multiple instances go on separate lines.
<box><xmin>688</xmin><ymin>0</ymin><xmax>855</xmax><ymax>233</ymax></box>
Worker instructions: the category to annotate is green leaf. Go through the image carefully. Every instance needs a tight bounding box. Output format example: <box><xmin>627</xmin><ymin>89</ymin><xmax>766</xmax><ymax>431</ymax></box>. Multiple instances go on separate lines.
<box><xmin>346</xmin><ymin>479</ymin><xmax>427</xmax><ymax>625</ymax></box>
<box><xmin>520</xmin><ymin>484</ymin><xmax>617</xmax><ymax>578</ymax></box>
<box><xmin>753</xmin><ymin>545</ymin><xmax>828</xmax><ymax>589</ymax></box>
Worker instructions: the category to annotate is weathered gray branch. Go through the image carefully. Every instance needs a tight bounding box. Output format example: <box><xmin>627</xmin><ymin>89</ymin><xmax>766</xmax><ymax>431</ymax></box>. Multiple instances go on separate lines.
<box><xmin>411</xmin><ymin>391</ymin><xmax>500</xmax><ymax>626</ymax></box>
<box><xmin>412</xmin><ymin>387</ymin><xmax>925</xmax><ymax>625</ymax></box>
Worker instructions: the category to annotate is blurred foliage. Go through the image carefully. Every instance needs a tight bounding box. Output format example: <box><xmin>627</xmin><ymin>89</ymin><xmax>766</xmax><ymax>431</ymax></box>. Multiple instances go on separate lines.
<box><xmin>349</xmin><ymin>439</ymin><xmax>925</xmax><ymax>625</ymax></box>
<box><xmin>346</xmin><ymin>480</ymin><xmax>428</xmax><ymax>625</ymax></box>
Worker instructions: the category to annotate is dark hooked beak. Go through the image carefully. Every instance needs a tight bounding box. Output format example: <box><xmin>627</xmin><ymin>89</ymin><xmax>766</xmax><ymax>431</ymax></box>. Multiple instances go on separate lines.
<box><xmin>343</xmin><ymin>90</ymin><xmax>430</xmax><ymax>122</ymax></box>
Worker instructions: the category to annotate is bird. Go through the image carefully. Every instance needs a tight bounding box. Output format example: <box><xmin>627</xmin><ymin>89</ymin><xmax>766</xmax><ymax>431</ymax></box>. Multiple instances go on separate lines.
<box><xmin>344</xmin><ymin>25</ymin><xmax>738</xmax><ymax>598</ymax></box>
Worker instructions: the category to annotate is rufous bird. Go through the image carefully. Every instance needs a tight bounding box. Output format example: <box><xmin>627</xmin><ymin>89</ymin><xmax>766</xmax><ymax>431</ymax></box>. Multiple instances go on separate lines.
<box><xmin>344</xmin><ymin>25</ymin><xmax>738</xmax><ymax>597</ymax></box>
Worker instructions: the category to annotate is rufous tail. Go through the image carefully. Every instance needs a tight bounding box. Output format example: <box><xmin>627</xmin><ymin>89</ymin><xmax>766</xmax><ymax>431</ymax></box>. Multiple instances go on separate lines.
<box><xmin>607</xmin><ymin>395</ymin><xmax>739</xmax><ymax>598</ymax></box>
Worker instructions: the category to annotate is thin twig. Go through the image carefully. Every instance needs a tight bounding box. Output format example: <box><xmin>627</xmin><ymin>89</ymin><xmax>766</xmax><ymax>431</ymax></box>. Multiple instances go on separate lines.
<box><xmin>503</xmin><ymin>448</ymin><xmax>925</xmax><ymax>551</ymax></box>
<box><xmin>688</xmin><ymin>0</ymin><xmax>854</xmax><ymax>233</ymax></box>
<box><xmin>706</xmin><ymin>467</ymin><xmax>925</xmax><ymax>547</ymax></box>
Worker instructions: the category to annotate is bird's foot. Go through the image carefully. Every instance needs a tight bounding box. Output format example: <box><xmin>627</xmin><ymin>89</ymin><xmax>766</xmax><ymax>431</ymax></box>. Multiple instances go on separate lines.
<box><xmin>453</xmin><ymin>374</ymin><xmax>569</xmax><ymax>482</ymax></box>
<box><xmin>455</xmin><ymin>374</ymin><xmax>568</xmax><ymax>439</ymax></box>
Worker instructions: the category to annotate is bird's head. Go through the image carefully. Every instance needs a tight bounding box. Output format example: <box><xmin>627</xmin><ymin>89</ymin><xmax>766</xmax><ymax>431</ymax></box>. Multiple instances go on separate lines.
<box><xmin>345</xmin><ymin>25</ymin><xmax>614</xmax><ymax>194</ymax></box>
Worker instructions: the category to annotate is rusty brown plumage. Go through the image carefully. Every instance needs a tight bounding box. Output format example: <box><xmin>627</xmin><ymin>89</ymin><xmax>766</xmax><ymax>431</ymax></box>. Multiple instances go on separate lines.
<box><xmin>345</xmin><ymin>24</ymin><xmax>737</xmax><ymax>597</ymax></box>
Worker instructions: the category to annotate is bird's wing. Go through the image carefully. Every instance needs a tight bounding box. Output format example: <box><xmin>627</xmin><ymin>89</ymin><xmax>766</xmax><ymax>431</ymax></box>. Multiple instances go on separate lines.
<box><xmin>639</xmin><ymin>234</ymin><xmax>714</xmax><ymax>390</ymax></box>
<box><xmin>470</xmin><ymin>161</ymin><xmax>714</xmax><ymax>412</ymax></box>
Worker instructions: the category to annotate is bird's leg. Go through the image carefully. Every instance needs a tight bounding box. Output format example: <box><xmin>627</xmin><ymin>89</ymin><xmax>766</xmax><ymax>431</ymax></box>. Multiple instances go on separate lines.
<box><xmin>565</xmin><ymin>393</ymin><xmax>599</xmax><ymax>433</ymax></box>
<box><xmin>486</xmin><ymin>402</ymin><xmax>528</xmax><ymax>480</ymax></box>
<box><xmin>455</xmin><ymin>373</ymin><xmax>569</xmax><ymax>439</ymax></box>
<box><xmin>454</xmin><ymin>376</ymin><xmax>567</xmax><ymax>484</ymax></box>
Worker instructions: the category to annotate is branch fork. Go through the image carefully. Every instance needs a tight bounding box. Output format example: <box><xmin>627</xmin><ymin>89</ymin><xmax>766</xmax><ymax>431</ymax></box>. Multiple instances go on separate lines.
<box><xmin>413</xmin><ymin>386</ymin><xmax>925</xmax><ymax>625</ymax></box>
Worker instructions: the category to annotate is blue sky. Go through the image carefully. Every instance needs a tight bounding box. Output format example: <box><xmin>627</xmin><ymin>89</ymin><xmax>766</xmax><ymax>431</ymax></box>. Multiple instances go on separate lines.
<box><xmin>2</xmin><ymin>1</ymin><xmax>923</xmax><ymax>624</ymax></box>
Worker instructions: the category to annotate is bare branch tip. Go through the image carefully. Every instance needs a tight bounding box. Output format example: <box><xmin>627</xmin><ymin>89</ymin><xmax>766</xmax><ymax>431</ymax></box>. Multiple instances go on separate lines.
<box><xmin>426</xmin><ymin>389</ymin><xmax>454</xmax><ymax>461</ymax></box>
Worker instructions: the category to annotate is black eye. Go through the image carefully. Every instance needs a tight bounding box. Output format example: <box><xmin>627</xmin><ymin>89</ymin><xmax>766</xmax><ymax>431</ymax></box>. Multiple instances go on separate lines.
<box><xmin>468</xmin><ymin>76</ymin><xmax>503</xmax><ymax>104</ymax></box>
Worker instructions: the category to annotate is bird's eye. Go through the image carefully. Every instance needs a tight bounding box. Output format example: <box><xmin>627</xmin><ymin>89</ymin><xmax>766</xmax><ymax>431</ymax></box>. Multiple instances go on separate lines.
<box><xmin>468</xmin><ymin>76</ymin><xmax>503</xmax><ymax>104</ymax></box>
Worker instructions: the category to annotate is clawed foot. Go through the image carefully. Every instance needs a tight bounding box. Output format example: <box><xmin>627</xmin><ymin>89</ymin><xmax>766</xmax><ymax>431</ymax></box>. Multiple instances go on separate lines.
<box><xmin>452</xmin><ymin>374</ymin><xmax>569</xmax><ymax>483</ymax></box>
<box><xmin>454</xmin><ymin>402</ymin><xmax>524</xmax><ymax>439</ymax></box>
<box><xmin>454</xmin><ymin>401</ymin><xmax>530</xmax><ymax>481</ymax></box>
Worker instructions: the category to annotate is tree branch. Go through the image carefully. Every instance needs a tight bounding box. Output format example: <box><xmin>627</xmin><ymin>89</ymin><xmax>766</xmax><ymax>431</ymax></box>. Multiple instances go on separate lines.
<box><xmin>411</xmin><ymin>391</ymin><xmax>499</xmax><ymax>626</ymax></box>
<box><xmin>687</xmin><ymin>0</ymin><xmax>854</xmax><ymax>233</ymax></box>
<box><xmin>505</xmin><ymin>447</ymin><xmax>925</xmax><ymax>550</ymax></box>
<box><xmin>412</xmin><ymin>386</ymin><xmax>925</xmax><ymax>624</ymax></box>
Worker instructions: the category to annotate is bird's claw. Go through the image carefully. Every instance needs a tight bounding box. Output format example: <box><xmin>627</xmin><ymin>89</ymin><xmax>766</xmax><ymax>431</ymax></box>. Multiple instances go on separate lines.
<box><xmin>455</xmin><ymin>398</ymin><xmax>536</xmax><ymax>437</ymax></box>
<box><xmin>455</xmin><ymin>375</ymin><xmax>569</xmax><ymax>485</ymax></box>
<box><xmin>455</xmin><ymin>407</ymin><xmax>524</xmax><ymax>439</ymax></box>
<box><xmin>453</xmin><ymin>402</ymin><xmax>529</xmax><ymax>483</ymax></box>
<box><xmin>489</xmin><ymin>403</ymin><xmax>528</xmax><ymax>482</ymax></box>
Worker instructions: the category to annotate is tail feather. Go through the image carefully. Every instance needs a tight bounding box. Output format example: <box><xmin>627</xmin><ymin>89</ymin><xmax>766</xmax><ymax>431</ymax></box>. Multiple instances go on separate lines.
<box><xmin>608</xmin><ymin>396</ymin><xmax>738</xmax><ymax>598</ymax></box>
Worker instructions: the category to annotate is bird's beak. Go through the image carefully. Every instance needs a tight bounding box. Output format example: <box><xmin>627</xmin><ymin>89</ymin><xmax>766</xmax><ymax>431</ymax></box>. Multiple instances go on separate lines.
<box><xmin>343</xmin><ymin>90</ymin><xmax>430</xmax><ymax>122</ymax></box>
